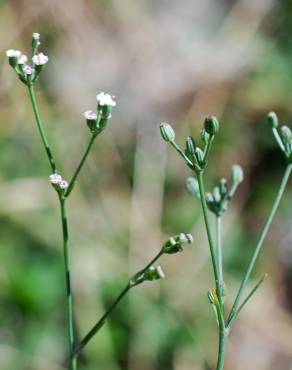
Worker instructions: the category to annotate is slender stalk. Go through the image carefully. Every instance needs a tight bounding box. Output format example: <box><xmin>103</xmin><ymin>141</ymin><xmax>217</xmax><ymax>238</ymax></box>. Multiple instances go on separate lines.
<box><xmin>203</xmin><ymin>135</ymin><xmax>214</xmax><ymax>163</ymax></box>
<box><xmin>197</xmin><ymin>172</ymin><xmax>222</xmax><ymax>307</ymax></box>
<box><xmin>272</xmin><ymin>128</ymin><xmax>285</xmax><ymax>153</ymax></box>
<box><xmin>227</xmin><ymin>163</ymin><xmax>292</xmax><ymax>327</ymax></box>
<box><xmin>27</xmin><ymin>85</ymin><xmax>57</xmax><ymax>173</ymax></box>
<box><xmin>216</xmin><ymin>215</ymin><xmax>223</xmax><ymax>283</ymax></box>
<box><xmin>216</xmin><ymin>331</ymin><xmax>227</xmax><ymax>370</ymax></box>
<box><xmin>59</xmin><ymin>196</ymin><xmax>77</xmax><ymax>370</ymax></box>
<box><xmin>65</xmin><ymin>133</ymin><xmax>98</xmax><ymax>197</ymax></box>
<box><xmin>73</xmin><ymin>250</ymin><xmax>164</xmax><ymax>357</ymax></box>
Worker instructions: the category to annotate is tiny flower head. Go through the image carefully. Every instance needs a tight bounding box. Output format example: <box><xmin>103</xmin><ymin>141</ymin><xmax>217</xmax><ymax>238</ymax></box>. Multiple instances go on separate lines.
<box><xmin>32</xmin><ymin>33</ymin><xmax>40</xmax><ymax>41</ymax></box>
<box><xmin>59</xmin><ymin>180</ymin><xmax>68</xmax><ymax>190</ymax></box>
<box><xmin>204</xmin><ymin>115</ymin><xmax>220</xmax><ymax>135</ymax></box>
<box><xmin>144</xmin><ymin>265</ymin><xmax>165</xmax><ymax>281</ymax></box>
<box><xmin>162</xmin><ymin>233</ymin><xmax>193</xmax><ymax>254</ymax></box>
<box><xmin>96</xmin><ymin>92</ymin><xmax>116</xmax><ymax>107</ymax></box>
<box><xmin>267</xmin><ymin>112</ymin><xmax>278</xmax><ymax>129</ymax></box>
<box><xmin>49</xmin><ymin>173</ymin><xmax>62</xmax><ymax>184</ymax></box>
<box><xmin>84</xmin><ymin>110</ymin><xmax>97</xmax><ymax>121</ymax></box>
<box><xmin>160</xmin><ymin>122</ymin><xmax>175</xmax><ymax>142</ymax></box>
<box><xmin>17</xmin><ymin>54</ymin><xmax>28</xmax><ymax>65</ymax></box>
<box><xmin>23</xmin><ymin>65</ymin><xmax>34</xmax><ymax>76</ymax></box>
<box><xmin>6</xmin><ymin>49</ymin><xmax>21</xmax><ymax>58</ymax></box>
<box><xmin>32</xmin><ymin>52</ymin><xmax>49</xmax><ymax>66</ymax></box>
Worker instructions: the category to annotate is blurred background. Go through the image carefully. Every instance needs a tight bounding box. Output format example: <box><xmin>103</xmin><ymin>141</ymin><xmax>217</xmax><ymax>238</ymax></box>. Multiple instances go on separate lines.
<box><xmin>1</xmin><ymin>0</ymin><xmax>292</xmax><ymax>369</ymax></box>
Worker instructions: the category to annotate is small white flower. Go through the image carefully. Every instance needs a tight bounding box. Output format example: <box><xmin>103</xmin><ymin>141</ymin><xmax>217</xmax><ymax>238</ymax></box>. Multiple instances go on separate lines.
<box><xmin>59</xmin><ymin>180</ymin><xmax>68</xmax><ymax>189</ymax></box>
<box><xmin>84</xmin><ymin>110</ymin><xmax>97</xmax><ymax>120</ymax></box>
<box><xmin>49</xmin><ymin>173</ymin><xmax>62</xmax><ymax>184</ymax></box>
<box><xmin>32</xmin><ymin>52</ymin><xmax>49</xmax><ymax>66</ymax></box>
<box><xmin>96</xmin><ymin>92</ymin><xmax>116</xmax><ymax>107</ymax></box>
<box><xmin>23</xmin><ymin>65</ymin><xmax>34</xmax><ymax>75</ymax></box>
<box><xmin>156</xmin><ymin>266</ymin><xmax>165</xmax><ymax>279</ymax></box>
<box><xmin>18</xmin><ymin>54</ymin><xmax>28</xmax><ymax>65</ymax></box>
<box><xmin>32</xmin><ymin>32</ymin><xmax>40</xmax><ymax>40</ymax></box>
<box><xmin>6</xmin><ymin>49</ymin><xmax>21</xmax><ymax>58</ymax></box>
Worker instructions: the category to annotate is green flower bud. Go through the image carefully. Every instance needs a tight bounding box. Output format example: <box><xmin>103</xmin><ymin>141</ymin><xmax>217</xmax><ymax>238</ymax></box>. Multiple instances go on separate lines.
<box><xmin>160</xmin><ymin>122</ymin><xmax>175</xmax><ymax>142</ymax></box>
<box><xmin>144</xmin><ymin>265</ymin><xmax>165</xmax><ymax>281</ymax></box>
<box><xmin>205</xmin><ymin>192</ymin><xmax>214</xmax><ymax>204</ymax></box>
<box><xmin>280</xmin><ymin>125</ymin><xmax>292</xmax><ymax>145</ymax></box>
<box><xmin>84</xmin><ymin>110</ymin><xmax>100</xmax><ymax>133</ymax></box>
<box><xmin>213</xmin><ymin>186</ymin><xmax>221</xmax><ymax>203</ymax></box>
<box><xmin>185</xmin><ymin>136</ymin><xmax>196</xmax><ymax>156</ymax></box>
<box><xmin>267</xmin><ymin>112</ymin><xmax>278</xmax><ymax>129</ymax></box>
<box><xmin>186</xmin><ymin>177</ymin><xmax>200</xmax><ymax>198</ymax></box>
<box><xmin>219</xmin><ymin>178</ymin><xmax>228</xmax><ymax>196</ymax></box>
<box><xmin>201</xmin><ymin>128</ymin><xmax>210</xmax><ymax>144</ymax></box>
<box><xmin>162</xmin><ymin>233</ymin><xmax>193</xmax><ymax>254</ymax></box>
<box><xmin>204</xmin><ymin>115</ymin><xmax>219</xmax><ymax>135</ymax></box>
<box><xmin>231</xmin><ymin>164</ymin><xmax>244</xmax><ymax>185</ymax></box>
<box><xmin>195</xmin><ymin>147</ymin><xmax>204</xmax><ymax>165</ymax></box>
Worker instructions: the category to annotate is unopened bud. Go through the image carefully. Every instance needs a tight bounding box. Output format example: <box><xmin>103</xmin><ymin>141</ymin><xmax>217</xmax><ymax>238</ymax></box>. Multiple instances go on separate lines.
<box><xmin>144</xmin><ymin>265</ymin><xmax>165</xmax><ymax>281</ymax></box>
<box><xmin>280</xmin><ymin>125</ymin><xmax>292</xmax><ymax>145</ymax></box>
<box><xmin>160</xmin><ymin>122</ymin><xmax>175</xmax><ymax>142</ymax></box>
<box><xmin>186</xmin><ymin>177</ymin><xmax>200</xmax><ymax>197</ymax></box>
<box><xmin>162</xmin><ymin>233</ymin><xmax>193</xmax><ymax>254</ymax></box>
<box><xmin>231</xmin><ymin>164</ymin><xmax>244</xmax><ymax>185</ymax></box>
<box><xmin>185</xmin><ymin>136</ymin><xmax>196</xmax><ymax>156</ymax></box>
<box><xmin>267</xmin><ymin>112</ymin><xmax>278</xmax><ymax>129</ymax></box>
<box><xmin>204</xmin><ymin>115</ymin><xmax>219</xmax><ymax>135</ymax></box>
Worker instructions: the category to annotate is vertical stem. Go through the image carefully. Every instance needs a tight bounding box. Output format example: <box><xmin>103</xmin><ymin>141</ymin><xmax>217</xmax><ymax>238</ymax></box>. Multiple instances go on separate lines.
<box><xmin>216</xmin><ymin>331</ymin><xmax>227</xmax><ymax>370</ymax></box>
<box><xmin>60</xmin><ymin>196</ymin><xmax>77</xmax><ymax>370</ymax></box>
<box><xmin>228</xmin><ymin>163</ymin><xmax>292</xmax><ymax>326</ymax></box>
<box><xmin>197</xmin><ymin>172</ymin><xmax>222</xmax><ymax>305</ymax></box>
<box><xmin>216</xmin><ymin>215</ymin><xmax>223</xmax><ymax>283</ymax></box>
<box><xmin>27</xmin><ymin>85</ymin><xmax>57</xmax><ymax>173</ymax></box>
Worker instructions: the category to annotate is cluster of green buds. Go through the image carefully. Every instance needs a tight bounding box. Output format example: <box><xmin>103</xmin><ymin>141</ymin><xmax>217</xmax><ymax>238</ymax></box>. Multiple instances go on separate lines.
<box><xmin>186</xmin><ymin>164</ymin><xmax>244</xmax><ymax>216</ymax></box>
<box><xmin>6</xmin><ymin>33</ymin><xmax>49</xmax><ymax>86</ymax></box>
<box><xmin>267</xmin><ymin>112</ymin><xmax>292</xmax><ymax>160</ymax></box>
<box><xmin>84</xmin><ymin>92</ymin><xmax>116</xmax><ymax>135</ymax></box>
<box><xmin>160</xmin><ymin>115</ymin><xmax>220</xmax><ymax>172</ymax></box>
<box><xmin>161</xmin><ymin>232</ymin><xmax>193</xmax><ymax>254</ymax></box>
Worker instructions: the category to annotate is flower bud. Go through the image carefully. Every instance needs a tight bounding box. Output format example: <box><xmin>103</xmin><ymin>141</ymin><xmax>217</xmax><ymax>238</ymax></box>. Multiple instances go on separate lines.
<box><xmin>219</xmin><ymin>178</ymin><xmax>228</xmax><ymax>196</ymax></box>
<box><xmin>185</xmin><ymin>177</ymin><xmax>200</xmax><ymax>198</ymax></box>
<box><xmin>201</xmin><ymin>128</ymin><xmax>210</xmax><ymax>144</ymax></box>
<box><xmin>204</xmin><ymin>115</ymin><xmax>219</xmax><ymax>135</ymax></box>
<box><xmin>213</xmin><ymin>186</ymin><xmax>221</xmax><ymax>203</ymax></box>
<box><xmin>185</xmin><ymin>136</ymin><xmax>196</xmax><ymax>156</ymax></box>
<box><xmin>280</xmin><ymin>125</ymin><xmax>292</xmax><ymax>145</ymax></box>
<box><xmin>144</xmin><ymin>265</ymin><xmax>165</xmax><ymax>281</ymax></box>
<box><xmin>84</xmin><ymin>110</ymin><xmax>99</xmax><ymax>133</ymax></box>
<box><xmin>267</xmin><ymin>112</ymin><xmax>278</xmax><ymax>129</ymax></box>
<box><xmin>6</xmin><ymin>49</ymin><xmax>21</xmax><ymax>68</ymax></box>
<box><xmin>195</xmin><ymin>147</ymin><xmax>204</xmax><ymax>165</ymax></box>
<box><xmin>32</xmin><ymin>32</ymin><xmax>40</xmax><ymax>52</ymax></box>
<box><xmin>96</xmin><ymin>92</ymin><xmax>116</xmax><ymax>123</ymax></box>
<box><xmin>160</xmin><ymin>122</ymin><xmax>175</xmax><ymax>142</ymax></box>
<box><xmin>162</xmin><ymin>233</ymin><xmax>193</xmax><ymax>254</ymax></box>
<box><xmin>231</xmin><ymin>164</ymin><xmax>244</xmax><ymax>186</ymax></box>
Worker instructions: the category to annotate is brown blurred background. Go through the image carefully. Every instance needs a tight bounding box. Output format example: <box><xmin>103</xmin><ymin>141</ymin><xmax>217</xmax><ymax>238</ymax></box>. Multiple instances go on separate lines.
<box><xmin>1</xmin><ymin>0</ymin><xmax>292</xmax><ymax>369</ymax></box>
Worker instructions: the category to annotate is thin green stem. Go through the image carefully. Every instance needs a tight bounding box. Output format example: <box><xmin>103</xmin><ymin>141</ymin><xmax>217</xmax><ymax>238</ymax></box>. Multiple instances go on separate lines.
<box><xmin>197</xmin><ymin>171</ymin><xmax>223</xmax><ymax>311</ymax></box>
<box><xmin>27</xmin><ymin>85</ymin><xmax>57</xmax><ymax>173</ymax></box>
<box><xmin>216</xmin><ymin>215</ymin><xmax>223</xmax><ymax>284</ymax></box>
<box><xmin>73</xmin><ymin>250</ymin><xmax>164</xmax><ymax>357</ymax></box>
<box><xmin>227</xmin><ymin>163</ymin><xmax>292</xmax><ymax>327</ymax></box>
<box><xmin>170</xmin><ymin>141</ymin><xmax>194</xmax><ymax>167</ymax></box>
<box><xmin>272</xmin><ymin>128</ymin><xmax>285</xmax><ymax>153</ymax></box>
<box><xmin>65</xmin><ymin>133</ymin><xmax>98</xmax><ymax>197</ymax></box>
<box><xmin>59</xmin><ymin>196</ymin><xmax>77</xmax><ymax>370</ymax></box>
<box><xmin>216</xmin><ymin>331</ymin><xmax>227</xmax><ymax>370</ymax></box>
<box><xmin>203</xmin><ymin>135</ymin><xmax>214</xmax><ymax>163</ymax></box>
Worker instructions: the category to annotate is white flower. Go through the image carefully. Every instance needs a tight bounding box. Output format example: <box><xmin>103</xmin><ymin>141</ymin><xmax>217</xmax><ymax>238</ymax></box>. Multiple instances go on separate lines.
<box><xmin>59</xmin><ymin>180</ymin><xmax>68</xmax><ymax>189</ymax></box>
<box><xmin>23</xmin><ymin>65</ymin><xmax>34</xmax><ymax>75</ymax></box>
<box><xmin>49</xmin><ymin>173</ymin><xmax>62</xmax><ymax>184</ymax></box>
<box><xmin>96</xmin><ymin>92</ymin><xmax>116</xmax><ymax>107</ymax></box>
<box><xmin>6</xmin><ymin>49</ymin><xmax>21</xmax><ymax>58</ymax></box>
<box><xmin>84</xmin><ymin>110</ymin><xmax>97</xmax><ymax>120</ymax></box>
<box><xmin>32</xmin><ymin>52</ymin><xmax>49</xmax><ymax>66</ymax></box>
<box><xmin>18</xmin><ymin>54</ymin><xmax>28</xmax><ymax>65</ymax></box>
<box><xmin>32</xmin><ymin>32</ymin><xmax>40</xmax><ymax>40</ymax></box>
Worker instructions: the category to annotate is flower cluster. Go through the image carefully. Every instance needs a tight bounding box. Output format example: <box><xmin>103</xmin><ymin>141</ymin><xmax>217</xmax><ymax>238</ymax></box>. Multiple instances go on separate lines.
<box><xmin>186</xmin><ymin>165</ymin><xmax>244</xmax><ymax>216</ymax></box>
<box><xmin>49</xmin><ymin>173</ymin><xmax>68</xmax><ymax>193</ymax></box>
<box><xmin>162</xmin><ymin>233</ymin><xmax>193</xmax><ymax>254</ymax></box>
<box><xmin>84</xmin><ymin>92</ymin><xmax>116</xmax><ymax>134</ymax></box>
<box><xmin>6</xmin><ymin>33</ymin><xmax>48</xmax><ymax>86</ymax></box>
<box><xmin>267</xmin><ymin>112</ymin><xmax>292</xmax><ymax>160</ymax></box>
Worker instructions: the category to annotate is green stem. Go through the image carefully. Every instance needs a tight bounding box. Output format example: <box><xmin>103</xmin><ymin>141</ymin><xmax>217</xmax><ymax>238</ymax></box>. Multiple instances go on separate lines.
<box><xmin>197</xmin><ymin>171</ymin><xmax>223</xmax><ymax>310</ymax></box>
<box><xmin>60</xmin><ymin>196</ymin><xmax>77</xmax><ymax>370</ymax></box>
<box><xmin>65</xmin><ymin>133</ymin><xmax>98</xmax><ymax>197</ymax></box>
<box><xmin>216</xmin><ymin>331</ymin><xmax>227</xmax><ymax>370</ymax></box>
<box><xmin>27</xmin><ymin>85</ymin><xmax>57</xmax><ymax>173</ymax></box>
<box><xmin>216</xmin><ymin>215</ymin><xmax>223</xmax><ymax>284</ymax></box>
<box><xmin>227</xmin><ymin>163</ymin><xmax>292</xmax><ymax>328</ymax></box>
<box><xmin>73</xmin><ymin>250</ymin><xmax>164</xmax><ymax>357</ymax></box>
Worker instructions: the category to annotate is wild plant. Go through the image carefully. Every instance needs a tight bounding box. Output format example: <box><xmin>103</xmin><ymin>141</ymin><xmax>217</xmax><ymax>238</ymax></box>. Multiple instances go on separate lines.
<box><xmin>6</xmin><ymin>34</ymin><xmax>193</xmax><ymax>370</ymax></box>
<box><xmin>160</xmin><ymin>112</ymin><xmax>292</xmax><ymax>370</ymax></box>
